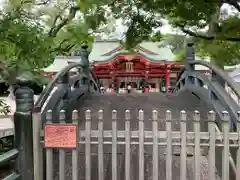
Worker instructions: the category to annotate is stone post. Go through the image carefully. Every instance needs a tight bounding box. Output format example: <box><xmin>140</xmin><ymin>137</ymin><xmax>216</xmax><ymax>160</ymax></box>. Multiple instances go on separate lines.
<box><xmin>14</xmin><ymin>76</ymin><xmax>34</xmax><ymax>180</ymax></box>
<box><xmin>80</xmin><ymin>44</ymin><xmax>90</xmax><ymax>92</ymax></box>
<box><xmin>186</xmin><ymin>42</ymin><xmax>195</xmax><ymax>71</ymax></box>
<box><xmin>57</xmin><ymin>72</ymin><xmax>71</xmax><ymax>122</ymax></box>
<box><xmin>186</xmin><ymin>42</ymin><xmax>195</xmax><ymax>61</ymax></box>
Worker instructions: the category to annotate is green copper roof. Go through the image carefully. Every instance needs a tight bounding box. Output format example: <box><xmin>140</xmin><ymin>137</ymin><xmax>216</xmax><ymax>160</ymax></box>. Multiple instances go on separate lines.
<box><xmin>43</xmin><ymin>56</ymin><xmax>81</xmax><ymax>72</ymax></box>
<box><xmin>224</xmin><ymin>65</ymin><xmax>238</xmax><ymax>70</ymax></box>
<box><xmin>45</xmin><ymin>40</ymin><xmax>176</xmax><ymax>72</ymax></box>
<box><xmin>90</xmin><ymin>40</ymin><xmax>175</xmax><ymax>62</ymax></box>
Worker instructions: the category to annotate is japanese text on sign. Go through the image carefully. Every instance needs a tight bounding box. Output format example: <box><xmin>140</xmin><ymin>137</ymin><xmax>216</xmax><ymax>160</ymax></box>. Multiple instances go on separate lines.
<box><xmin>44</xmin><ymin>124</ymin><xmax>77</xmax><ymax>149</ymax></box>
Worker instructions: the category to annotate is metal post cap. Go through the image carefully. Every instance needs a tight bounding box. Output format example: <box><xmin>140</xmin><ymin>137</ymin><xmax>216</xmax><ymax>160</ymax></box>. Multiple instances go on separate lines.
<box><xmin>187</xmin><ymin>42</ymin><xmax>194</xmax><ymax>47</ymax></box>
<box><xmin>15</xmin><ymin>75</ymin><xmax>34</xmax><ymax>87</ymax></box>
<box><xmin>81</xmin><ymin>44</ymin><xmax>88</xmax><ymax>49</ymax></box>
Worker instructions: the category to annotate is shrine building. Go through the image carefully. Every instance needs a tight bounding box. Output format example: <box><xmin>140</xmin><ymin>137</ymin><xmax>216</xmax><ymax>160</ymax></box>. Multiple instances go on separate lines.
<box><xmin>90</xmin><ymin>40</ymin><xmax>185</xmax><ymax>92</ymax></box>
<box><xmin>43</xmin><ymin>40</ymin><xmax>223</xmax><ymax>93</ymax></box>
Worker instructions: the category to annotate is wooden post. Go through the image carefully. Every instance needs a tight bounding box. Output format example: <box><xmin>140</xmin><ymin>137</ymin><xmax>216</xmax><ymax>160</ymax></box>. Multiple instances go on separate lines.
<box><xmin>193</xmin><ymin>110</ymin><xmax>201</xmax><ymax>180</ymax></box>
<box><xmin>112</xmin><ymin>110</ymin><xmax>117</xmax><ymax>180</ymax></box>
<box><xmin>32</xmin><ymin>107</ymin><xmax>43</xmax><ymax>180</ymax></box>
<box><xmin>208</xmin><ymin>111</ymin><xmax>216</xmax><ymax>180</ymax></box>
<box><xmin>125</xmin><ymin>110</ymin><xmax>131</xmax><ymax>180</ymax></box>
<box><xmin>85</xmin><ymin>110</ymin><xmax>91</xmax><ymax>180</ymax></box>
<box><xmin>180</xmin><ymin>110</ymin><xmax>187</xmax><ymax>180</ymax></box>
<box><xmin>165</xmin><ymin>110</ymin><xmax>172</xmax><ymax>180</ymax></box>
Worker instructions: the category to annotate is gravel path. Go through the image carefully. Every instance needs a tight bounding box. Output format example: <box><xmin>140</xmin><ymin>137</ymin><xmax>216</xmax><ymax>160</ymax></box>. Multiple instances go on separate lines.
<box><xmin>51</xmin><ymin>92</ymin><xmax>221</xmax><ymax>180</ymax></box>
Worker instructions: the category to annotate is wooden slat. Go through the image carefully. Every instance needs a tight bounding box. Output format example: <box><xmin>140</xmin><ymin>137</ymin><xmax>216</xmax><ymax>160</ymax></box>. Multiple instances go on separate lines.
<box><xmin>59</xmin><ymin>110</ymin><xmax>66</xmax><ymax>180</ymax></box>
<box><xmin>208</xmin><ymin>111</ymin><xmax>216</xmax><ymax>180</ymax></box>
<box><xmin>222</xmin><ymin>111</ymin><xmax>230</xmax><ymax>180</ymax></box>
<box><xmin>193</xmin><ymin>110</ymin><xmax>200</xmax><ymax>180</ymax></box>
<box><xmin>112</xmin><ymin>110</ymin><xmax>117</xmax><ymax>180</ymax></box>
<box><xmin>72</xmin><ymin>110</ymin><xmax>79</xmax><ymax>180</ymax></box>
<box><xmin>98</xmin><ymin>110</ymin><xmax>104</xmax><ymax>180</ymax></box>
<box><xmin>236</xmin><ymin>111</ymin><xmax>240</xmax><ymax>180</ymax></box>
<box><xmin>77</xmin><ymin>130</ymin><xmax>240</xmax><ymax>141</ymax></box>
<box><xmin>32</xmin><ymin>109</ymin><xmax>43</xmax><ymax>180</ymax></box>
<box><xmin>180</xmin><ymin>110</ymin><xmax>187</xmax><ymax>180</ymax></box>
<box><xmin>138</xmin><ymin>110</ymin><xmax>144</xmax><ymax>180</ymax></box>
<box><xmin>85</xmin><ymin>110</ymin><xmax>91</xmax><ymax>180</ymax></box>
<box><xmin>152</xmin><ymin>110</ymin><xmax>158</xmax><ymax>180</ymax></box>
<box><xmin>46</xmin><ymin>110</ymin><xmax>53</xmax><ymax>180</ymax></box>
<box><xmin>166</xmin><ymin>110</ymin><xmax>172</xmax><ymax>180</ymax></box>
<box><xmin>125</xmin><ymin>110</ymin><xmax>131</xmax><ymax>180</ymax></box>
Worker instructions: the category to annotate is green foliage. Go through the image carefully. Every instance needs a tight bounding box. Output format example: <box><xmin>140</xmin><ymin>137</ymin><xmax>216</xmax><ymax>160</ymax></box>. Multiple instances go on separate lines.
<box><xmin>196</xmin><ymin>39</ymin><xmax>240</xmax><ymax>67</ymax></box>
<box><xmin>149</xmin><ymin>31</ymin><xmax>163</xmax><ymax>42</ymax></box>
<box><xmin>158</xmin><ymin>34</ymin><xmax>188</xmax><ymax>53</ymax></box>
<box><xmin>53</xmin><ymin>21</ymin><xmax>95</xmax><ymax>55</ymax></box>
<box><xmin>106</xmin><ymin>0</ymin><xmax>240</xmax><ymax>65</ymax></box>
<box><xmin>0</xmin><ymin>100</ymin><xmax>11</xmax><ymax>115</ymax></box>
<box><xmin>174</xmin><ymin>50</ymin><xmax>186</xmax><ymax>62</ymax></box>
<box><xmin>123</xmin><ymin>14</ymin><xmax>162</xmax><ymax>49</ymax></box>
<box><xmin>0</xmin><ymin>11</ymin><xmax>53</xmax><ymax>85</ymax></box>
<box><xmin>0</xmin><ymin>0</ymin><xmax>239</xmax><ymax>82</ymax></box>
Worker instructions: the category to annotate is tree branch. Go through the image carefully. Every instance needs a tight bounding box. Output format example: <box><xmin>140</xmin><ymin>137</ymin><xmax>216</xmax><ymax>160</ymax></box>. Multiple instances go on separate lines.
<box><xmin>48</xmin><ymin>6</ymin><xmax>80</xmax><ymax>37</ymax></box>
<box><xmin>178</xmin><ymin>24</ymin><xmax>240</xmax><ymax>42</ymax></box>
<box><xmin>21</xmin><ymin>0</ymin><xmax>51</xmax><ymax>6</ymax></box>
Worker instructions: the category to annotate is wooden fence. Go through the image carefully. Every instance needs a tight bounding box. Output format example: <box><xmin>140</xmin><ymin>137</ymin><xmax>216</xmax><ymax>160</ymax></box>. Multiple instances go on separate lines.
<box><xmin>35</xmin><ymin>109</ymin><xmax>240</xmax><ymax>180</ymax></box>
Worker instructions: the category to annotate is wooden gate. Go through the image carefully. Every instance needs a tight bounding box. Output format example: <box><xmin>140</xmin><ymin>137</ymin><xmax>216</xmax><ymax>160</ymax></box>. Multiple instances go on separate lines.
<box><xmin>31</xmin><ymin>108</ymin><xmax>240</xmax><ymax>180</ymax></box>
<box><xmin>2</xmin><ymin>83</ymin><xmax>240</xmax><ymax>180</ymax></box>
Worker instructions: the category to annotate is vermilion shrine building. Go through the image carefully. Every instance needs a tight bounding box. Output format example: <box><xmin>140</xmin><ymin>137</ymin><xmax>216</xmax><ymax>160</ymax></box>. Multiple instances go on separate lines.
<box><xmin>43</xmin><ymin>40</ymin><xmax>231</xmax><ymax>92</ymax></box>
<box><xmin>90</xmin><ymin>40</ymin><xmax>185</xmax><ymax>92</ymax></box>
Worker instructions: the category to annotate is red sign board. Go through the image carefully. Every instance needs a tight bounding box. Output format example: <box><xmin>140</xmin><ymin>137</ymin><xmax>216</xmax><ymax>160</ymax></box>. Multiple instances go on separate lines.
<box><xmin>44</xmin><ymin>124</ymin><xmax>77</xmax><ymax>149</ymax></box>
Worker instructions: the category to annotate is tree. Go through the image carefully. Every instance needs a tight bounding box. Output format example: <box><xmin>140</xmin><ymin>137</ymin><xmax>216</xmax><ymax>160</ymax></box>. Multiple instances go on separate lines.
<box><xmin>0</xmin><ymin>12</ymin><xmax>53</xmax><ymax>85</ymax></box>
<box><xmin>0</xmin><ymin>0</ymin><xmax>107</xmax><ymax>113</ymax></box>
<box><xmin>99</xmin><ymin>0</ymin><xmax>240</xmax><ymax>66</ymax></box>
<box><xmin>195</xmin><ymin>39</ymin><xmax>240</xmax><ymax>68</ymax></box>
<box><xmin>0</xmin><ymin>0</ymin><xmax>117</xmax><ymax>84</ymax></box>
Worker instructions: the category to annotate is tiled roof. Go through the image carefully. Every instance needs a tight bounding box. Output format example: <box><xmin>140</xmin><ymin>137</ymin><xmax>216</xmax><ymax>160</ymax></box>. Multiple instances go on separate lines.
<box><xmin>44</xmin><ymin>40</ymin><xmax>177</xmax><ymax>72</ymax></box>
<box><xmin>43</xmin><ymin>56</ymin><xmax>81</xmax><ymax>72</ymax></box>
<box><xmin>89</xmin><ymin>40</ymin><xmax>120</xmax><ymax>62</ymax></box>
<box><xmin>90</xmin><ymin>40</ymin><xmax>175</xmax><ymax>62</ymax></box>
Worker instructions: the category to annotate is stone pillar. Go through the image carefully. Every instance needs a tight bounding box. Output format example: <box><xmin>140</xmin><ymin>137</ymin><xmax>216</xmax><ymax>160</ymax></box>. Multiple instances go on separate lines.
<box><xmin>56</xmin><ymin>72</ymin><xmax>71</xmax><ymax>122</ymax></box>
<box><xmin>80</xmin><ymin>44</ymin><xmax>90</xmax><ymax>92</ymax></box>
<box><xmin>186</xmin><ymin>42</ymin><xmax>195</xmax><ymax>71</ymax></box>
<box><xmin>14</xmin><ymin>76</ymin><xmax>34</xmax><ymax>180</ymax></box>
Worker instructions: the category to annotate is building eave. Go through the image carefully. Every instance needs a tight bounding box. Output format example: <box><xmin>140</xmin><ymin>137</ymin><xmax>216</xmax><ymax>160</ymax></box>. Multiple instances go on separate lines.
<box><xmin>92</xmin><ymin>51</ymin><xmax>174</xmax><ymax>64</ymax></box>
